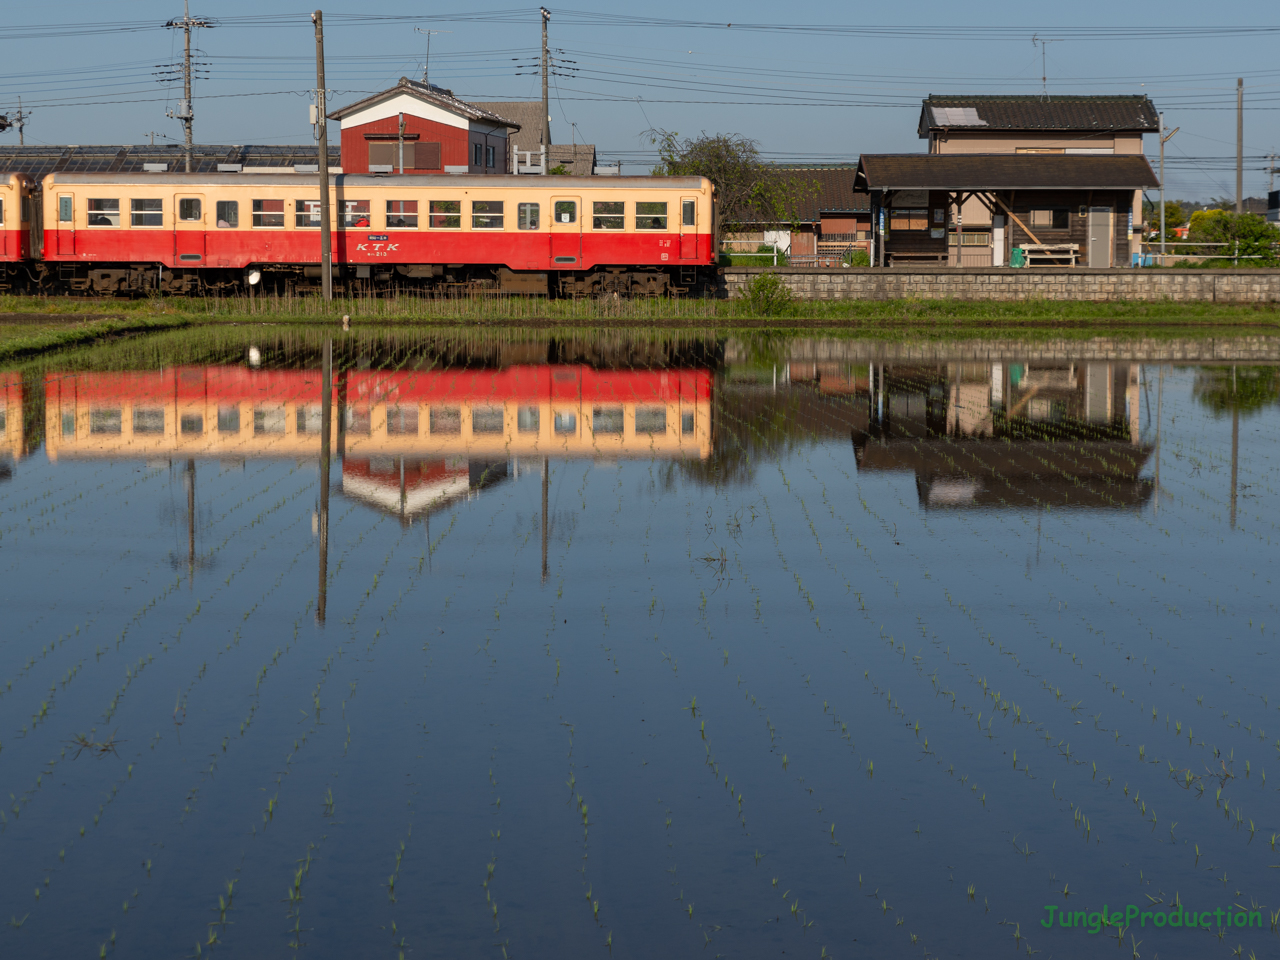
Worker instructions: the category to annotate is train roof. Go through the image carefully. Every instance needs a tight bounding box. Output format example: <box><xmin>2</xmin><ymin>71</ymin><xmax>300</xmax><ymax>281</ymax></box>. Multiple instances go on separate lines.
<box><xmin>42</xmin><ymin>172</ymin><xmax>709</xmax><ymax>189</ymax></box>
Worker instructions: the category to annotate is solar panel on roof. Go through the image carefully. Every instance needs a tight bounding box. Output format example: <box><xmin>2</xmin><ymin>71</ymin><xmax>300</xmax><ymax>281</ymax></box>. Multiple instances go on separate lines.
<box><xmin>934</xmin><ymin>107</ymin><xmax>986</xmax><ymax>126</ymax></box>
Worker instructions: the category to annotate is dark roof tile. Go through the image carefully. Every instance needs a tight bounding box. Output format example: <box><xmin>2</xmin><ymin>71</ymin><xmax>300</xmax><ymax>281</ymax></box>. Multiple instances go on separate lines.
<box><xmin>856</xmin><ymin>153</ymin><xmax>1159</xmax><ymax>190</ymax></box>
<box><xmin>919</xmin><ymin>95</ymin><xmax>1159</xmax><ymax>137</ymax></box>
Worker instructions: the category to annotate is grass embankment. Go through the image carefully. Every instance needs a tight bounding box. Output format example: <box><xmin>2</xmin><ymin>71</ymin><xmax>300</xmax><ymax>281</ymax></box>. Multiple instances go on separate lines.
<box><xmin>1</xmin><ymin>293</ymin><xmax>1278</xmax><ymax>343</ymax></box>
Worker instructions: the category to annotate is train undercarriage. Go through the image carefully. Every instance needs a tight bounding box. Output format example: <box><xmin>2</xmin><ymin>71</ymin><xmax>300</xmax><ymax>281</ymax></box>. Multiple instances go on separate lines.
<box><xmin>6</xmin><ymin>261</ymin><xmax>719</xmax><ymax>298</ymax></box>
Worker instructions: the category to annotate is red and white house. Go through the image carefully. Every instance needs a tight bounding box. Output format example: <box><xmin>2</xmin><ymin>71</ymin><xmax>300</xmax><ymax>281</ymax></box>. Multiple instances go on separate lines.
<box><xmin>327</xmin><ymin>77</ymin><xmax>521</xmax><ymax>176</ymax></box>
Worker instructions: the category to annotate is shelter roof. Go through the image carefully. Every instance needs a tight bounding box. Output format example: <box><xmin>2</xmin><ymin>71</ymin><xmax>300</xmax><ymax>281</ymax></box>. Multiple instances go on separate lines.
<box><xmin>327</xmin><ymin>77</ymin><xmax>520</xmax><ymax>129</ymax></box>
<box><xmin>919</xmin><ymin>95</ymin><xmax>1159</xmax><ymax>138</ymax></box>
<box><xmin>855</xmin><ymin>153</ymin><xmax>1159</xmax><ymax>191</ymax></box>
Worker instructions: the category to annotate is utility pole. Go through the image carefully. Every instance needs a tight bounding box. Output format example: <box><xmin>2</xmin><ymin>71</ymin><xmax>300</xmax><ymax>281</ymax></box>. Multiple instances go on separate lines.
<box><xmin>165</xmin><ymin>0</ymin><xmax>212</xmax><ymax>173</ymax></box>
<box><xmin>14</xmin><ymin>97</ymin><xmax>28</xmax><ymax>145</ymax></box>
<box><xmin>312</xmin><ymin>10</ymin><xmax>332</xmax><ymax>301</ymax></box>
<box><xmin>1236</xmin><ymin>78</ymin><xmax>1244</xmax><ymax>215</ymax></box>
<box><xmin>540</xmin><ymin>7</ymin><xmax>551</xmax><ymax>151</ymax></box>
<box><xmin>1158</xmin><ymin>115</ymin><xmax>1178</xmax><ymax>264</ymax></box>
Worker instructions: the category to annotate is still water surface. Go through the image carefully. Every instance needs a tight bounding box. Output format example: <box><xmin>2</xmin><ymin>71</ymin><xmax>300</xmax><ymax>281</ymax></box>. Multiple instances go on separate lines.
<box><xmin>1</xmin><ymin>328</ymin><xmax>1278</xmax><ymax>958</ymax></box>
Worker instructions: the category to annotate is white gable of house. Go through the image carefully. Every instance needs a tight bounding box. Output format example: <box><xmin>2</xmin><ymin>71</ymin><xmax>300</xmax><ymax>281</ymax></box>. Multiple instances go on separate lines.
<box><xmin>338</xmin><ymin>93</ymin><xmax>509</xmax><ymax>139</ymax></box>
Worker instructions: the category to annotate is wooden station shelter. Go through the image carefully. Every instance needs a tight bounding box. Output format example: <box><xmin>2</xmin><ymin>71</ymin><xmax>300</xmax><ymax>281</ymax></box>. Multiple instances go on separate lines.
<box><xmin>854</xmin><ymin>153</ymin><xmax>1159</xmax><ymax>268</ymax></box>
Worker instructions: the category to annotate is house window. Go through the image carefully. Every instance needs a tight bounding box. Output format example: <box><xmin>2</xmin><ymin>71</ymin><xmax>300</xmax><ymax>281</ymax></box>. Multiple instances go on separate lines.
<box><xmin>216</xmin><ymin>200</ymin><xmax>238</xmax><ymax>228</ymax></box>
<box><xmin>518</xmin><ymin>203</ymin><xmax>540</xmax><ymax>230</ymax></box>
<box><xmin>949</xmin><ymin>232</ymin><xmax>993</xmax><ymax>246</ymax></box>
<box><xmin>386</xmin><ymin>201</ymin><xmax>418</xmax><ymax>228</ymax></box>
<box><xmin>1030</xmin><ymin>208</ymin><xmax>1070</xmax><ymax>230</ymax></box>
<box><xmin>635</xmin><ymin>202</ymin><xmax>667</xmax><ymax>230</ymax></box>
<box><xmin>131</xmin><ymin>199</ymin><xmax>163</xmax><ymax>227</ymax></box>
<box><xmin>889</xmin><ymin>209</ymin><xmax>928</xmax><ymax>231</ymax></box>
<box><xmin>368</xmin><ymin>143</ymin><xmax>395</xmax><ymax>169</ymax></box>
<box><xmin>472</xmin><ymin>200</ymin><xmax>504</xmax><ymax>229</ymax></box>
<box><xmin>486</xmin><ymin>144</ymin><xmax>496</xmax><ymax>168</ymax></box>
<box><xmin>178</xmin><ymin>198</ymin><xmax>202</xmax><ymax>221</ymax></box>
<box><xmin>417</xmin><ymin>142</ymin><xmax>442</xmax><ymax>170</ymax></box>
<box><xmin>593</xmin><ymin>201</ymin><xmax>624</xmax><ymax>230</ymax></box>
<box><xmin>252</xmin><ymin>200</ymin><xmax>284</xmax><ymax>228</ymax></box>
<box><xmin>342</xmin><ymin>200</ymin><xmax>371</xmax><ymax>228</ymax></box>
<box><xmin>473</xmin><ymin>143</ymin><xmax>483</xmax><ymax>167</ymax></box>
<box><xmin>295</xmin><ymin>200</ymin><xmax>321</xmax><ymax>228</ymax></box>
<box><xmin>429</xmin><ymin>200</ymin><xmax>461</xmax><ymax>229</ymax></box>
<box><xmin>87</xmin><ymin>199</ymin><xmax>120</xmax><ymax>226</ymax></box>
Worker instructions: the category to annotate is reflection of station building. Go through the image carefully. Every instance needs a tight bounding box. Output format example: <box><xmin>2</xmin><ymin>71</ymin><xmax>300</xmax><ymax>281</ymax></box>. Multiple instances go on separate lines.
<box><xmin>778</xmin><ymin>360</ymin><xmax>1151</xmax><ymax>509</ymax></box>
<box><xmin>42</xmin><ymin>364</ymin><xmax>711</xmax><ymax>517</ymax></box>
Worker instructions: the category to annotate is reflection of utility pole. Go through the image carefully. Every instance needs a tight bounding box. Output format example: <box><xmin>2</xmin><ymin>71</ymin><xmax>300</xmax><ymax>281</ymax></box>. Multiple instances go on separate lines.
<box><xmin>317</xmin><ymin>338</ymin><xmax>332</xmax><ymax>623</ymax></box>
<box><xmin>1236</xmin><ymin>79</ymin><xmax>1244</xmax><ymax>216</ymax></box>
<box><xmin>541</xmin><ymin>457</ymin><xmax>549</xmax><ymax>582</ymax></box>
<box><xmin>1230</xmin><ymin>366</ymin><xmax>1238</xmax><ymax>530</ymax></box>
<box><xmin>185</xmin><ymin>458</ymin><xmax>196</xmax><ymax>588</ymax></box>
<box><xmin>1154</xmin><ymin>366</ymin><xmax>1163</xmax><ymax>515</ymax></box>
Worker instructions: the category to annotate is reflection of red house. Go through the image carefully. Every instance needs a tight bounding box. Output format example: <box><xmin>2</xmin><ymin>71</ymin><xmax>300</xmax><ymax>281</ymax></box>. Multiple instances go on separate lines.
<box><xmin>340</xmin><ymin>457</ymin><xmax>472</xmax><ymax>520</ymax></box>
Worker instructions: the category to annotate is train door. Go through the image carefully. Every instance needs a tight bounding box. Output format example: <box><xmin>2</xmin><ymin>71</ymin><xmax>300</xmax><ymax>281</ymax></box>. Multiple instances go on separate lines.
<box><xmin>550</xmin><ymin>197</ymin><xmax>581</xmax><ymax>266</ymax></box>
<box><xmin>174</xmin><ymin>194</ymin><xmax>206</xmax><ymax>264</ymax></box>
<box><xmin>678</xmin><ymin>197</ymin><xmax>698</xmax><ymax>259</ymax></box>
<box><xmin>55</xmin><ymin>194</ymin><xmax>75</xmax><ymax>256</ymax></box>
<box><xmin>0</xmin><ymin>197</ymin><xmax>6</xmax><ymax>258</ymax></box>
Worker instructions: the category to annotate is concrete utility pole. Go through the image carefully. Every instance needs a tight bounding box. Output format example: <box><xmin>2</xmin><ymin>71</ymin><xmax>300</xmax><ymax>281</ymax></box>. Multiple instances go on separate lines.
<box><xmin>165</xmin><ymin>0</ymin><xmax>212</xmax><ymax>173</ymax></box>
<box><xmin>1236</xmin><ymin>78</ymin><xmax>1244</xmax><ymax>215</ymax></box>
<box><xmin>14</xmin><ymin>97</ymin><xmax>28</xmax><ymax>146</ymax></box>
<box><xmin>313</xmin><ymin>10</ymin><xmax>333</xmax><ymax>301</ymax></box>
<box><xmin>540</xmin><ymin>7</ymin><xmax>551</xmax><ymax>150</ymax></box>
<box><xmin>1158</xmin><ymin>114</ymin><xmax>1179</xmax><ymax>263</ymax></box>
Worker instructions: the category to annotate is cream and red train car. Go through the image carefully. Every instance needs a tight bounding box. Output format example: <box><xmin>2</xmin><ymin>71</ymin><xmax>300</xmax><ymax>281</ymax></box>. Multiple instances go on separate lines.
<box><xmin>33</xmin><ymin>172</ymin><xmax>716</xmax><ymax>296</ymax></box>
<box><xmin>44</xmin><ymin>364</ymin><xmax>713</xmax><ymax>461</ymax></box>
<box><xmin>1</xmin><ymin>174</ymin><xmax>35</xmax><ymax>285</ymax></box>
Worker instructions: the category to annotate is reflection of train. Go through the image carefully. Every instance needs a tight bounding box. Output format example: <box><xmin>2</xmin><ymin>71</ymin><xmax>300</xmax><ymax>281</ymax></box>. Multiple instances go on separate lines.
<box><xmin>0</xmin><ymin>372</ymin><xmax>22</xmax><ymax>479</ymax></box>
<box><xmin>3</xmin><ymin>171</ymin><xmax>716</xmax><ymax>297</ymax></box>
<box><xmin>43</xmin><ymin>364</ymin><xmax>712</xmax><ymax>460</ymax></box>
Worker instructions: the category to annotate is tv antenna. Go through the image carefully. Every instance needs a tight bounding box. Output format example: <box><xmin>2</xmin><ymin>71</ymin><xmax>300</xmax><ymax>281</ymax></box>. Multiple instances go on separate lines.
<box><xmin>414</xmin><ymin>28</ymin><xmax>452</xmax><ymax>87</ymax></box>
<box><xmin>1030</xmin><ymin>35</ymin><xmax>1062</xmax><ymax>100</ymax></box>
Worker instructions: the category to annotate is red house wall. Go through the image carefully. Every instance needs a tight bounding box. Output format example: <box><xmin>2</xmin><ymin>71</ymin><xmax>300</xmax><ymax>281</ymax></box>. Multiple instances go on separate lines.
<box><xmin>339</xmin><ymin>115</ymin><xmax>508</xmax><ymax>175</ymax></box>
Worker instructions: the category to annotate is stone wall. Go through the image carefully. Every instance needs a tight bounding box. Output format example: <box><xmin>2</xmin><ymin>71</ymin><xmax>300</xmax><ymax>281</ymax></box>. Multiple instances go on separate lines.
<box><xmin>721</xmin><ymin>267</ymin><xmax>1280</xmax><ymax>302</ymax></box>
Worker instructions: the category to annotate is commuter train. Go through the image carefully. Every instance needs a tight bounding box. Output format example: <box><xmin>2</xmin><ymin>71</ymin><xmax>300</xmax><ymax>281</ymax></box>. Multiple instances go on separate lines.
<box><xmin>0</xmin><ymin>171</ymin><xmax>718</xmax><ymax>297</ymax></box>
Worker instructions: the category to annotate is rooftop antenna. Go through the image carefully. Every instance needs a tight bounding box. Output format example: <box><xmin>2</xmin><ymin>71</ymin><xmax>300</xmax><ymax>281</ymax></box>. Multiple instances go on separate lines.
<box><xmin>1030</xmin><ymin>35</ymin><xmax>1062</xmax><ymax>101</ymax></box>
<box><xmin>414</xmin><ymin>28</ymin><xmax>451</xmax><ymax>87</ymax></box>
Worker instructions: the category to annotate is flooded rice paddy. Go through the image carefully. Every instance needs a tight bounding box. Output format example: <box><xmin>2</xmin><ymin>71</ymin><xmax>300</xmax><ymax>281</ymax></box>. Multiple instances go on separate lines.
<box><xmin>2</xmin><ymin>327</ymin><xmax>1279</xmax><ymax>959</ymax></box>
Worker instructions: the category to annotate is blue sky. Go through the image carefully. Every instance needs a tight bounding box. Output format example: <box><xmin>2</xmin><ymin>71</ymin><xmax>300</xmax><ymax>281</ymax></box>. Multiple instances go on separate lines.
<box><xmin>2</xmin><ymin>1</ymin><xmax>1278</xmax><ymax>200</ymax></box>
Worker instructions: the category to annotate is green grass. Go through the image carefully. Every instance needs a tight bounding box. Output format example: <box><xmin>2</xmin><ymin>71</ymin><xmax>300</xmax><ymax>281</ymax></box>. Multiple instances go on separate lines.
<box><xmin>0</xmin><ymin>315</ymin><xmax>193</xmax><ymax>361</ymax></box>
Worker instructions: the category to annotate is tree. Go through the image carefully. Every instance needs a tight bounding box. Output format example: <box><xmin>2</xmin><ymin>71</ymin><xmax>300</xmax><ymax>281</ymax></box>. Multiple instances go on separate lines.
<box><xmin>648</xmin><ymin>130</ymin><xmax>817</xmax><ymax>243</ymax></box>
<box><xmin>1187</xmin><ymin>210</ymin><xmax>1280</xmax><ymax>266</ymax></box>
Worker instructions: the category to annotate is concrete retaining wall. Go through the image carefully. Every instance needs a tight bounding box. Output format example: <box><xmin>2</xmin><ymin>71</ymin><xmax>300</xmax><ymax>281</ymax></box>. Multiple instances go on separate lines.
<box><xmin>722</xmin><ymin>267</ymin><xmax>1280</xmax><ymax>302</ymax></box>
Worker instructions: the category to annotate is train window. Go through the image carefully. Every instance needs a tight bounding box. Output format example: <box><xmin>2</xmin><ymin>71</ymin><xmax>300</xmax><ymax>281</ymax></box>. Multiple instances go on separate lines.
<box><xmin>22</xmin><ymin>196</ymin><xmax>31</xmax><ymax>222</ymax></box>
<box><xmin>518</xmin><ymin>203</ymin><xmax>540</xmax><ymax>230</ymax></box>
<box><xmin>131</xmin><ymin>199</ymin><xmax>163</xmax><ymax>227</ymax></box>
<box><xmin>252</xmin><ymin>200</ymin><xmax>284</xmax><ymax>228</ymax></box>
<box><xmin>89</xmin><ymin>409</ymin><xmax>122</xmax><ymax>435</ymax></box>
<box><xmin>634</xmin><ymin>407</ymin><xmax>667</xmax><ymax>434</ymax></box>
<box><xmin>59</xmin><ymin>196</ymin><xmax>73</xmax><ymax>222</ymax></box>
<box><xmin>428</xmin><ymin>407</ymin><xmax>459</xmax><ymax>435</ymax></box>
<box><xmin>681</xmin><ymin>410</ymin><xmax>695</xmax><ymax>435</ymax></box>
<box><xmin>592</xmin><ymin>201</ymin><xmax>624</xmax><ymax>230</ymax></box>
<box><xmin>517</xmin><ymin>406</ymin><xmax>539</xmax><ymax>432</ymax></box>
<box><xmin>553</xmin><ymin>411</ymin><xmax>576</xmax><ymax>434</ymax></box>
<box><xmin>472</xmin><ymin>406</ymin><xmax>504</xmax><ymax>434</ymax></box>
<box><xmin>296</xmin><ymin>405</ymin><xmax>323</xmax><ymax>434</ymax></box>
<box><xmin>0</xmin><ymin>199</ymin><xmax>4</xmax><ymax>226</ymax></box>
<box><xmin>636</xmin><ymin>202</ymin><xmax>667</xmax><ymax>230</ymax></box>
<box><xmin>178</xmin><ymin>198</ymin><xmax>202</xmax><ymax>222</ymax></box>
<box><xmin>295</xmin><ymin>200</ymin><xmax>322</xmax><ymax>228</ymax></box>
<box><xmin>592</xmin><ymin>406</ymin><xmax>624</xmax><ymax>435</ymax></box>
<box><xmin>389</xmin><ymin>405</ymin><xmax>421</xmax><ymax>435</ymax></box>
<box><xmin>472</xmin><ymin>200</ymin><xmax>504</xmax><ymax>229</ymax></box>
<box><xmin>61</xmin><ymin>410</ymin><xmax>75</xmax><ymax>438</ymax></box>
<box><xmin>87</xmin><ymin>199</ymin><xmax>120</xmax><ymax>227</ymax></box>
<box><xmin>216</xmin><ymin>201</ymin><xmax>239</xmax><ymax>228</ymax></box>
<box><xmin>254</xmin><ymin>404</ymin><xmax>286</xmax><ymax>434</ymax></box>
<box><xmin>429</xmin><ymin>200</ymin><xmax>461</xmax><ymax>229</ymax></box>
<box><xmin>554</xmin><ymin>201</ymin><xmax>576</xmax><ymax>224</ymax></box>
<box><xmin>217</xmin><ymin>406</ymin><xmax>240</xmax><ymax>433</ymax></box>
<box><xmin>682</xmin><ymin>200</ymin><xmax>696</xmax><ymax>226</ymax></box>
<box><xmin>386</xmin><ymin>201</ymin><xmax>418</xmax><ymax>228</ymax></box>
<box><xmin>342</xmin><ymin>200</ymin><xmax>370</xmax><ymax>228</ymax></box>
<box><xmin>344</xmin><ymin>406</ymin><xmax>371</xmax><ymax>435</ymax></box>
<box><xmin>180</xmin><ymin>414</ymin><xmax>204</xmax><ymax>436</ymax></box>
<box><xmin>133</xmin><ymin>408</ymin><xmax>165</xmax><ymax>434</ymax></box>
